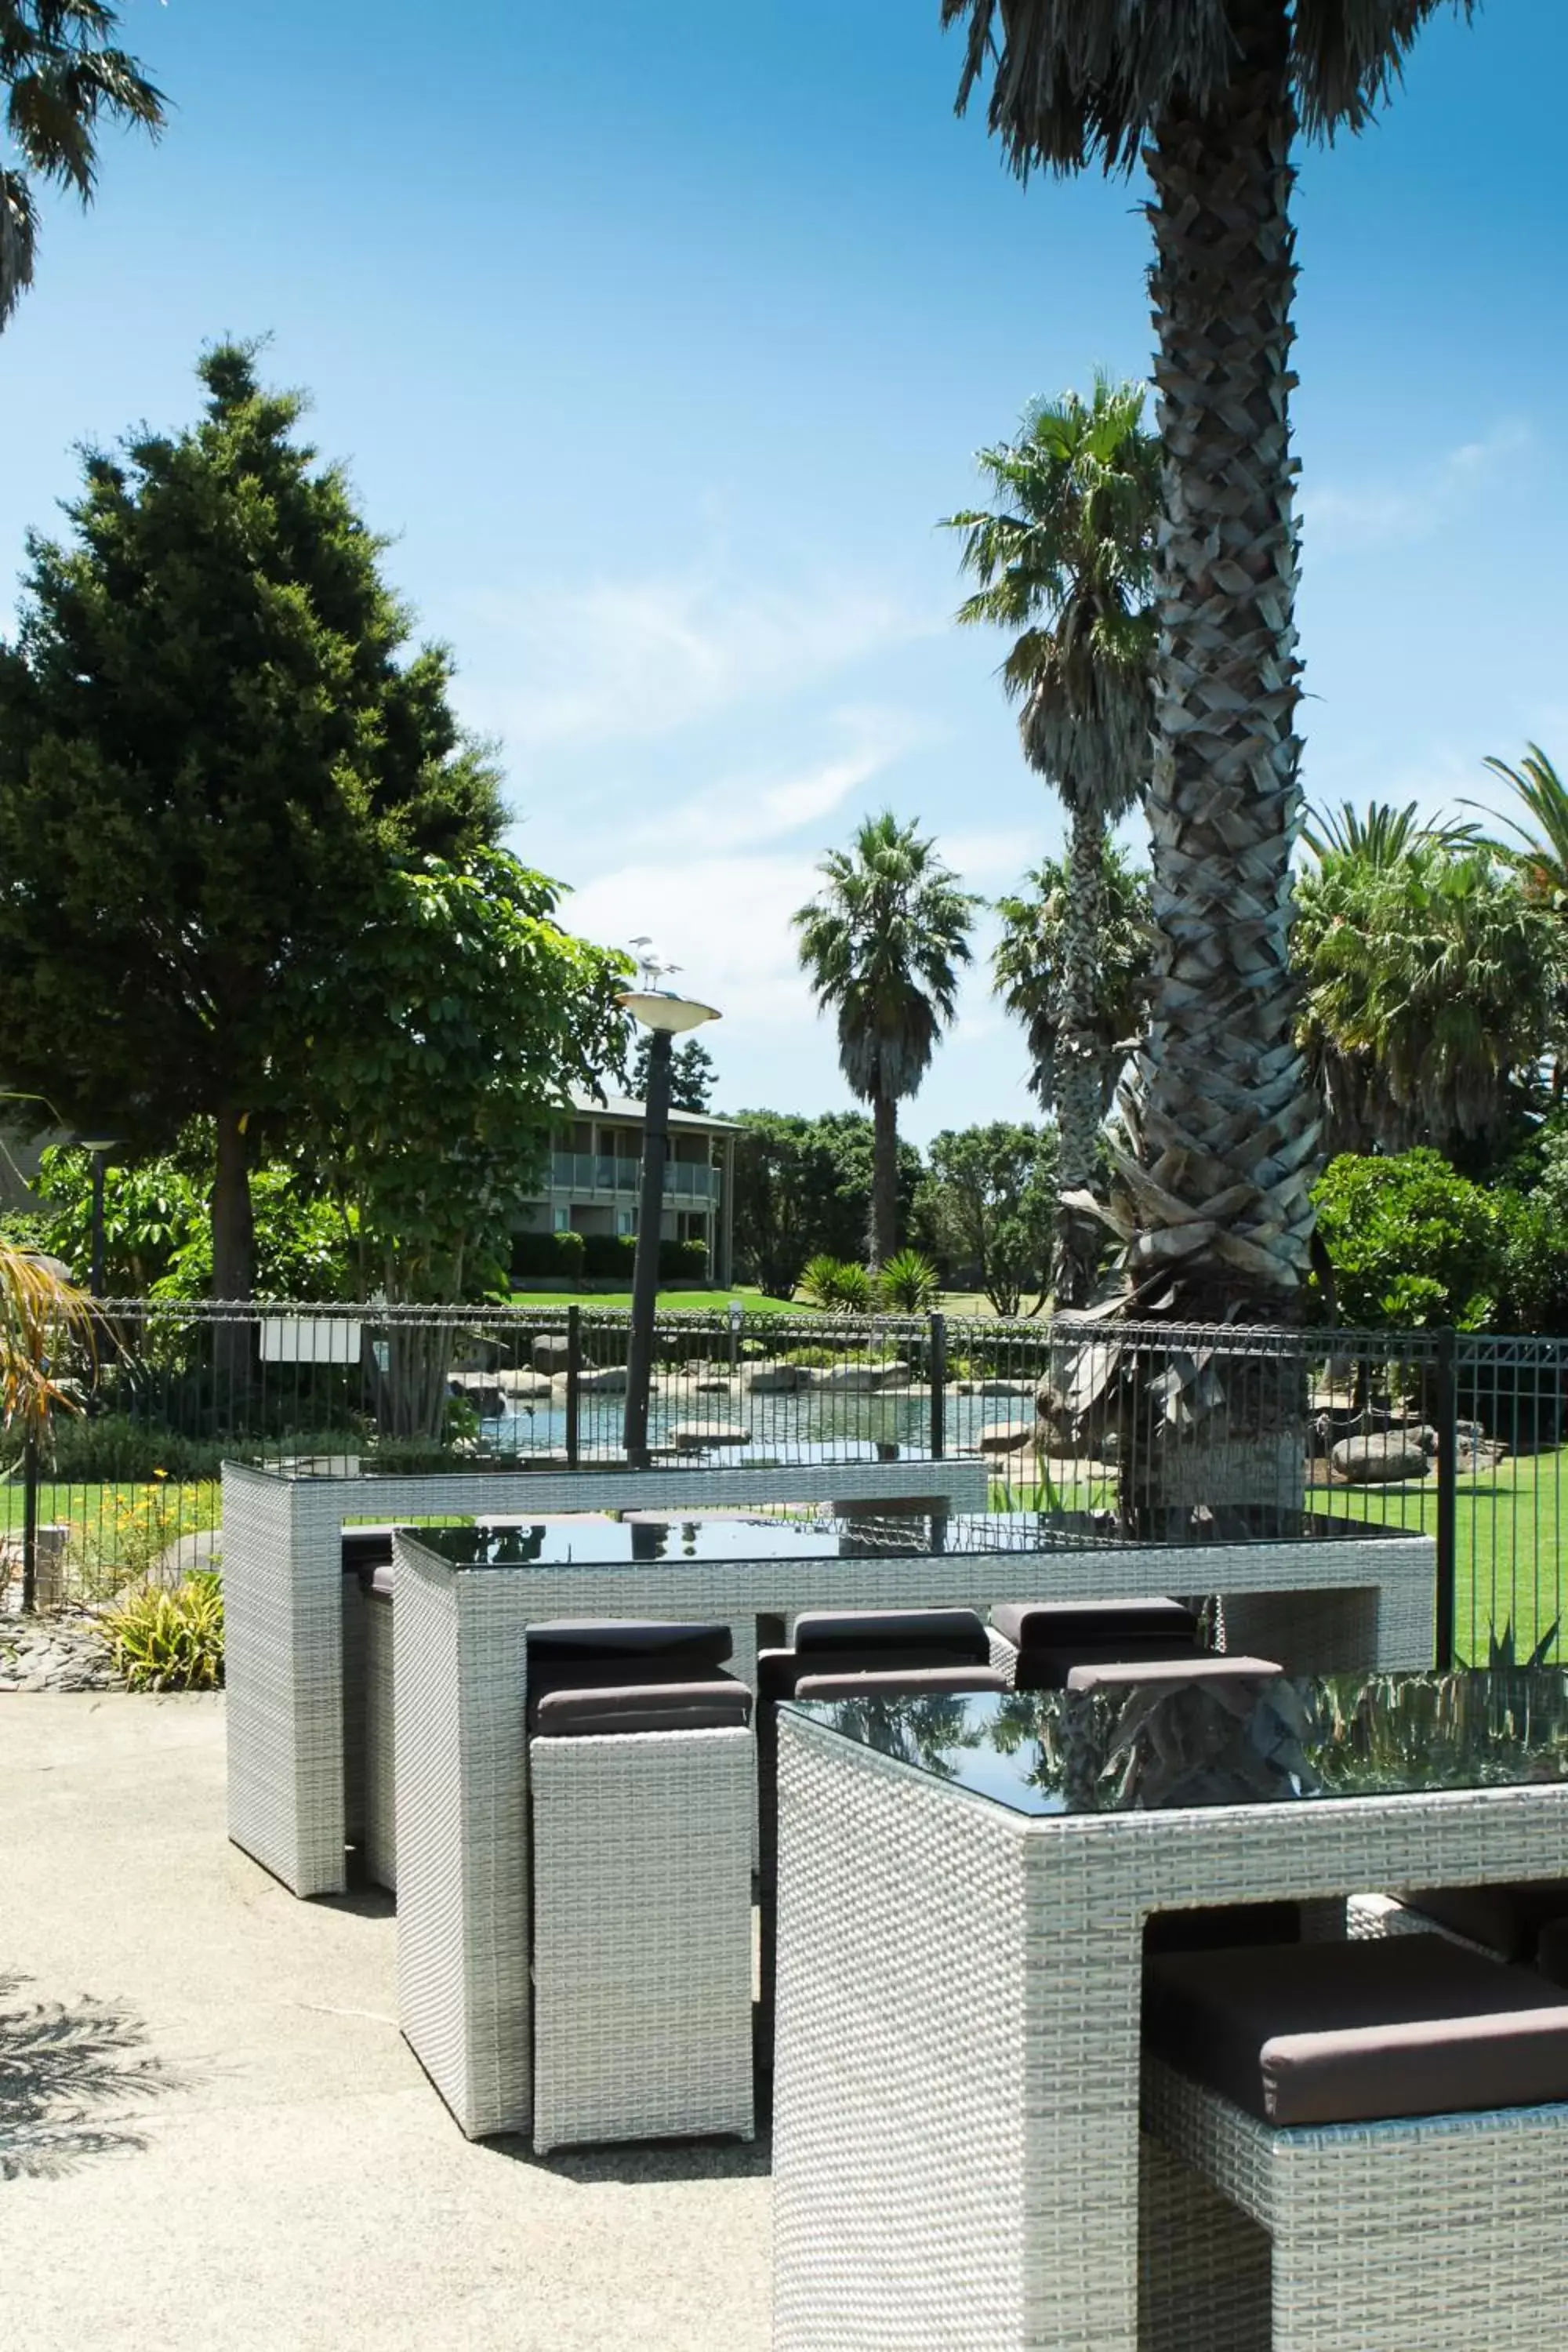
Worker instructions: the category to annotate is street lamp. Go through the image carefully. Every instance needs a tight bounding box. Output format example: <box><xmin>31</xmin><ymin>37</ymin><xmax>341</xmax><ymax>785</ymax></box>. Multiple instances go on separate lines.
<box><xmin>76</xmin><ymin>1134</ymin><xmax>119</xmax><ymax>1298</ymax></box>
<box><xmin>619</xmin><ymin>985</ymin><xmax>720</xmax><ymax>1467</ymax></box>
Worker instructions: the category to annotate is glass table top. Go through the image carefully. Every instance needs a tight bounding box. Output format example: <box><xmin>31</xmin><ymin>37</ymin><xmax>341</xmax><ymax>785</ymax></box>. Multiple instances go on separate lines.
<box><xmin>783</xmin><ymin>1672</ymin><xmax>1568</xmax><ymax>1816</ymax></box>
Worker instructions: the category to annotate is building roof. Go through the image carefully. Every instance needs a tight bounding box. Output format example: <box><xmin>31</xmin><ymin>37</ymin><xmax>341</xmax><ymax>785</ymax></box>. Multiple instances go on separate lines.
<box><xmin>568</xmin><ymin>1087</ymin><xmax>740</xmax><ymax>1135</ymax></box>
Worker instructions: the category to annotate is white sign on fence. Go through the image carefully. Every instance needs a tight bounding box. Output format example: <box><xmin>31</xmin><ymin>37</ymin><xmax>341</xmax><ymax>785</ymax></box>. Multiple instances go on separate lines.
<box><xmin>257</xmin><ymin>1316</ymin><xmax>363</xmax><ymax>1365</ymax></box>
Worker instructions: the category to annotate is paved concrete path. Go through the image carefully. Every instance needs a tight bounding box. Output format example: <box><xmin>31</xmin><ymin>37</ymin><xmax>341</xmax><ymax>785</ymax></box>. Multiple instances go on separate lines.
<box><xmin>0</xmin><ymin>1693</ymin><xmax>770</xmax><ymax>2350</ymax></box>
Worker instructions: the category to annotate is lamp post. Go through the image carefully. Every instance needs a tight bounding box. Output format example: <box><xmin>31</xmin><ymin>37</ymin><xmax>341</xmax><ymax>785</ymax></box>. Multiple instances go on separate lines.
<box><xmin>619</xmin><ymin>989</ymin><xmax>720</xmax><ymax>1466</ymax></box>
<box><xmin>78</xmin><ymin>1136</ymin><xmax>118</xmax><ymax>1297</ymax></box>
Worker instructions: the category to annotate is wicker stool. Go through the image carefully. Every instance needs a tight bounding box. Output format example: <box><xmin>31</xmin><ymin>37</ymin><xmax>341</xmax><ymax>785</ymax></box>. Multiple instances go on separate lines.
<box><xmin>528</xmin><ymin>1620</ymin><xmax>755</xmax><ymax>2154</ymax></box>
<box><xmin>1139</xmin><ymin>1936</ymin><xmax>1568</xmax><ymax>2351</ymax></box>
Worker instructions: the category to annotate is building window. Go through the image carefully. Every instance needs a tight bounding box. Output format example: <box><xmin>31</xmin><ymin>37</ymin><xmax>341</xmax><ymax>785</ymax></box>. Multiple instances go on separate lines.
<box><xmin>617</xmin><ymin>1209</ymin><xmax>636</xmax><ymax>1237</ymax></box>
<box><xmin>553</xmin><ymin>1206</ymin><xmax>571</xmax><ymax>1232</ymax></box>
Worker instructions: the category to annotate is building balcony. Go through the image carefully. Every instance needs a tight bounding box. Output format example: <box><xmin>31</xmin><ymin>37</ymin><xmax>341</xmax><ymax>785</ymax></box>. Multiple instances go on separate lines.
<box><xmin>549</xmin><ymin>1152</ymin><xmax>720</xmax><ymax>1203</ymax></box>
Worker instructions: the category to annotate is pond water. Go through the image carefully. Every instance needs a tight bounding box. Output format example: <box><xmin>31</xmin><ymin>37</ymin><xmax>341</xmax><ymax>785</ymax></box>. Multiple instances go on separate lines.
<box><xmin>485</xmin><ymin>1384</ymin><xmax>1039</xmax><ymax>1466</ymax></box>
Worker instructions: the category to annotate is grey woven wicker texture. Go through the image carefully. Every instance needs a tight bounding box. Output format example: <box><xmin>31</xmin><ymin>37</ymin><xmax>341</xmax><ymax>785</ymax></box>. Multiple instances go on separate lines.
<box><xmin>1138</xmin><ymin>2129</ymin><xmax>1270</xmax><ymax>2352</ymax></box>
<box><xmin>1142</xmin><ymin>2054</ymin><xmax>1568</xmax><ymax>2350</ymax></box>
<box><xmin>531</xmin><ymin>1727</ymin><xmax>754</xmax><ymax>2154</ymax></box>
<box><xmin>773</xmin><ymin>1711</ymin><xmax>1568</xmax><ymax>2351</ymax></box>
<box><xmin>363</xmin><ymin>1591</ymin><xmax>397</xmax><ymax>1892</ymax></box>
<box><xmin>340</xmin><ymin>1572</ymin><xmax>368</xmax><ymax>1848</ymax></box>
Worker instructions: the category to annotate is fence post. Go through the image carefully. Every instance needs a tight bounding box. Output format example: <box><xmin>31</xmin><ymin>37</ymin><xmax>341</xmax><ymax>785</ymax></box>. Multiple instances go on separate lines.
<box><xmin>20</xmin><ymin>1420</ymin><xmax>39</xmax><ymax>1614</ymax></box>
<box><xmin>1434</xmin><ymin>1325</ymin><xmax>1457</xmax><ymax>1670</ymax></box>
<box><xmin>928</xmin><ymin>1312</ymin><xmax>946</xmax><ymax>1461</ymax></box>
<box><xmin>565</xmin><ymin>1305</ymin><xmax>581</xmax><ymax>1472</ymax></box>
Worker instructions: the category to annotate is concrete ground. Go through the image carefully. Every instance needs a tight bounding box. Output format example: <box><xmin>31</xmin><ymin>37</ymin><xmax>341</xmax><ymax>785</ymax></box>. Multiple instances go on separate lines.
<box><xmin>0</xmin><ymin>1693</ymin><xmax>770</xmax><ymax>2350</ymax></box>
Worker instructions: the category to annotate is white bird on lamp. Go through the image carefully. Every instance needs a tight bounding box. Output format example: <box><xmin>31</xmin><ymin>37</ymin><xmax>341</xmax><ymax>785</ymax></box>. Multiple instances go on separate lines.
<box><xmin>628</xmin><ymin>936</ymin><xmax>683</xmax><ymax>992</ymax></box>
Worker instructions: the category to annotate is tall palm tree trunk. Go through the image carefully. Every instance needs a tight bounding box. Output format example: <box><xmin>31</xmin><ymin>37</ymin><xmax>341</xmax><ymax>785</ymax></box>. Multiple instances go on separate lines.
<box><xmin>869</xmin><ymin>1091</ymin><xmax>899</xmax><ymax>1269</ymax></box>
<box><xmin>1054</xmin><ymin>808</ymin><xmax>1109</xmax><ymax>1306</ymax></box>
<box><xmin>1126</xmin><ymin>0</ymin><xmax>1319</xmax><ymax>1325</ymax></box>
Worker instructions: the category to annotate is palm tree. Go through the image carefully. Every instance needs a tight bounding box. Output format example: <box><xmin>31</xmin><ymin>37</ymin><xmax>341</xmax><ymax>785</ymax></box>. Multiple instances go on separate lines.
<box><xmin>943</xmin><ymin>378</ymin><xmax>1159</xmax><ymax>1305</ymax></box>
<box><xmin>2</xmin><ymin>2</ymin><xmax>163</xmax><ymax>329</ymax></box>
<box><xmin>993</xmin><ymin>840</ymin><xmax>1153</xmax><ymax>1122</ymax></box>
<box><xmin>1295</xmin><ymin>811</ymin><xmax>1565</xmax><ymax>1162</ymax></box>
<box><xmin>942</xmin><ymin>0</ymin><xmax>1476</xmax><ymax>1323</ymax></box>
<box><xmin>793</xmin><ymin>813</ymin><xmax>977</xmax><ymax>1266</ymax></box>
<box><xmin>1479</xmin><ymin>745</ymin><xmax>1568</xmax><ymax>909</ymax></box>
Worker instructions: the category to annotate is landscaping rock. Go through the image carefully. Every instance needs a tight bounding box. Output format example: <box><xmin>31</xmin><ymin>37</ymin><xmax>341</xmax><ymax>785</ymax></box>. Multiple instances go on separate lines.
<box><xmin>743</xmin><ymin>1363</ymin><xmax>811</xmax><ymax>1393</ymax></box>
<box><xmin>448</xmin><ymin>1375</ymin><xmax>506</xmax><ymax>1418</ymax></box>
<box><xmin>691</xmin><ymin>1377</ymin><xmax>735</xmax><ymax>1395</ymax></box>
<box><xmin>821</xmin><ymin>1364</ymin><xmax>891</xmax><ymax>1392</ymax></box>
<box><xmin>979</xmin><ymin>1419</ymin><xmax>1036</xmax><ymax>1454</ymax></box>
<box><xmin>496</xmin><ymin>1368</ymin><xmax>556</xmax><ymax>1400</ymax></box>
<box><xmin>572</xmin><ymin>1365</ymin><xmax>628</xmax><ymax>1394</ymax></box>
<box><xmin>974</xmin><ymin>1380</ymin><xmax>1034</xmax><ymax>1398</ymax></box>
<box><xmin>1330</xmin><ymin>1433</ymin><xmax>1430</xmax><ymax>1485</ymax></box>
<box><xmin>670</xmin><ymin>1423</ymin><xmax>753</xmax><ymax>1451</ymax></box>
<box><xmin>0</xmin><ymin>1608</ymin><xmax>118</xmax><ymax>1693</ymax></box>
<box><xmin>531</xmin><ymin>1337</ymin><xmax>572</xmax><ymax>1374</ymax></box>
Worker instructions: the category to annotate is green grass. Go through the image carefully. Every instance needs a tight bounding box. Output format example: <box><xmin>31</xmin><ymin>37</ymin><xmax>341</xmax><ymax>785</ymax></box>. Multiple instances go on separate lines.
<box><xmin>506</xmin><ymin>1284</ymin><xmax>815</xmax><ymax>1316</ymax></box>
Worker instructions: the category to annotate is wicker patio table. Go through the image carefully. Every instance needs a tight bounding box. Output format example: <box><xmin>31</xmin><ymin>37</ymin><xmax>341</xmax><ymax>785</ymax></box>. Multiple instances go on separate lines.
<box><xmin>771</xmin><ymin>1670</ymin><xmax>1568</xmax><ymax>2352</ymax></box>
<box><xmin>383</xmin><ymin>1519</ymin><xmax>1432</xmax><ymax>2144</ymax></box>
<box><xmin>220</xmin><ymin>1454</ymin><xmax>987</xmax><ymax>1900</ymax></box>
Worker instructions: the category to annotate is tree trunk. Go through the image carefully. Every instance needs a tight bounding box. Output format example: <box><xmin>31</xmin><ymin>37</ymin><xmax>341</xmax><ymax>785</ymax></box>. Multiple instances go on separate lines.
<box><xmin>212</xmin><ymin>1107</ymin><xmax>255</xmax><ymax>1301</ymax></box>
<box><xmin>869</xmin><ymin>1092</ymin><xmax>899</xmax><ymax>1269</ymax></box>
<box><xmin>1123</xmin><ymin>0</ymin><xmax>1319</xmax><ymax>1324</ymax></box>
<box><xmin>1053</xmin><ymin>808</ymin><xmax>1109</xmax><ymax>1308</ymax></box>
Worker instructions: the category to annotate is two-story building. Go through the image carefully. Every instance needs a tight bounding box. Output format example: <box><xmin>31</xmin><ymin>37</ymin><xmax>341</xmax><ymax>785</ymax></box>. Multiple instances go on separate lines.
<box><xmin>514</xmin><ymin>1088</ymin><xmax>739</xmax><ymax>1285</ymax></box>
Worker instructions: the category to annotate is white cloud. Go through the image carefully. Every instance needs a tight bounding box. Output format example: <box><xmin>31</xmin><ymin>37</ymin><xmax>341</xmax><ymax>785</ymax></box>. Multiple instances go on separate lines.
<box><xmin>461</xmin><ymin>564</ymin><xmax>942</xmax><ymax>751</ymax></box>
<box><xmin>1301</xmin><ymin>419</ymin><xmax>1532</xmax><ymax>557</ymax></box>
<box><xmin>632</xmin><ymin>708</ymin><xmax>928</xmax><ymax>859</ymax></box>
<box><xmin>565</xmin><ymin>851</ymin><xmax>825</xmax><ymax>1036</ymax></box>
<box><xmin>942</xmin><ymin>824</ymin><xmax>1054</xmax><ymax>887</ymax></box>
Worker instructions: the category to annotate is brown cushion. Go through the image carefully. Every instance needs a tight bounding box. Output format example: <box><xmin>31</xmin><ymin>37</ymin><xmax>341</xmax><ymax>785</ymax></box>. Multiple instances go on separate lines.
<box><xmin>1014</xmin><ymin>1637</ymin><xmax>1204</xmax><ymax>1692</ymax></box>
<box><xmin>525</xmin><ymin>1619</ymin><xmax>732</xmax><ymax>1668</ymax></box>
<box><xmin>791</xmin><ymin>1666</ymin><xmax>1010</xmax><ymax>1701</ymax></box>
<box><xmin>343</xmin><ymin>1526</ymin><xmax>396</xmax><ymax>1573</ymax></box>
<box><xmin>1065</xmin><ymin>1655</ymin><xmax>1280</xmax><ymax>1693</ymax></box>
<box><xmin>1144</xmin><ymin>1904</ymin><xmax>1302</xmax><ymax>1957</ymax></box>
<box><xmin>992</xmin><ymin>1599</ymin><xmax>1197</xmax><ymax>1650</ymax></box>
<box><xmin>1537</xmin><ymin>1918</ymin><xmax>1568</xmax><ymax>1989</ymax></box>
<box><xmin>531</xmin><ymin>1677</ymin><xmax>752</xmax><ymax>1739</ymax></box>
<box><xmin>1145</xmin><ymin>1936</ymin><xmax>1568</xmax><ymax>2127</ymax></box>
<box><xmin>792</xmin><ymin>1608</ymin><xmax>989</xmax><ymax>1660</ymax></box>
<box><xmin>1397</xmin><ymin>1879</ymin><xmax>1568</xmax><ymax>1963</ymax></box>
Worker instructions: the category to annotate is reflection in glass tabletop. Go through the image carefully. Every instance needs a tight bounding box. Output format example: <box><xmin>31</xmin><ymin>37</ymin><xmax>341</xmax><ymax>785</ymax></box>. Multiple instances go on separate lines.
<box><xmin>784</xmin><ymin>1672</ymin><xmax>1568</xmax><ymax>1816</ymax></box>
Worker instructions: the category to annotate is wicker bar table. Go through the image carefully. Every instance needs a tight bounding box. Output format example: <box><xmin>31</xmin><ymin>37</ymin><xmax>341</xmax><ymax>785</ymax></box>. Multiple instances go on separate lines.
<box><xmin>220</xmin><ymin>1454</ymin><xmax>987</xmax><ymax>1899</ymax></box>
<box><xmin>771</xmin><ymin>1671</ymin><xmax>1568</xmax><ymax>2352</ymax></box>
<box><xmin>388</xmin><ymin>1519</ymin><xmax>1432</xmax><ymax>2145</ymax></box>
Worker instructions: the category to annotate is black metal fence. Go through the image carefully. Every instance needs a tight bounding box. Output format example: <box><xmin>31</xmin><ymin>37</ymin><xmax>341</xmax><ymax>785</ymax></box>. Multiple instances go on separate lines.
<box><xmin>2</xmin><ymin>1298</ymin><xmax>1564</xmax><ymax>1665</ymax></box>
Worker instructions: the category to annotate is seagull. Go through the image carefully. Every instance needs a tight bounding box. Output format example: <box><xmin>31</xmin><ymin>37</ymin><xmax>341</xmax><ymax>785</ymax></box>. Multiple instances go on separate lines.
<box><xmin>628</xmin><ymin>937</ymin><xmax>682</xmax><ymax>990</ymax></box>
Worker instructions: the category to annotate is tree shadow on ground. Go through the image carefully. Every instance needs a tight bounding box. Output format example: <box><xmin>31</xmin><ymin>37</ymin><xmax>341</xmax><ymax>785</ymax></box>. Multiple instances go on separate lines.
<box><xmin>0</xmin><ymin>1973</ymin><xmax>189</xmax><ymax>2180</ymax></box>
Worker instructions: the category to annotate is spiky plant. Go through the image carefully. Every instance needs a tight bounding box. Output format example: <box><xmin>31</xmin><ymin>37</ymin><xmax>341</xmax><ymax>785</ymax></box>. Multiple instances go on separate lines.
<box><xmin>944</xmin><ymin>377</ymin><xmax>1159</xmax><ymax>1305</ymax></box>
<box><xmin>1</xmin><ymin>3</ymin><xmax>164</xmax><ymax>329</ymax></box>
<box><xmin>943</xmin><ymin>0</ymin><xmax>1477</xmax><ymax>1323</ymax></box>
<box><xmin>794</xmin><ymin>812</ymin><xmax>978</xmax><ymax>1265</ymax></box>
<box><xmin>1479</xmin><ymin>744</ymin><xmax>1568</xmax><ymax>908</ymax></box>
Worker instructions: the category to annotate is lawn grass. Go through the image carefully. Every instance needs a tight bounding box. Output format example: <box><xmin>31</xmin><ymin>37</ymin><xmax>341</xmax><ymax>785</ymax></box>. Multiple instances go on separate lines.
<box><xmin>506</xmin><ymin>1285</ymin><xmax>814</xmax><ymax>1316</ymax></box>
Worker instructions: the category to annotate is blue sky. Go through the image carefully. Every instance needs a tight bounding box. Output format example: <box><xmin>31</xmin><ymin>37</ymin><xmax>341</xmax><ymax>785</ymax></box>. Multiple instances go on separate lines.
<box><xmin>3</xmin><ymin>0</ymin><xmax>1564</xmax><ymax>1140</ymax></box>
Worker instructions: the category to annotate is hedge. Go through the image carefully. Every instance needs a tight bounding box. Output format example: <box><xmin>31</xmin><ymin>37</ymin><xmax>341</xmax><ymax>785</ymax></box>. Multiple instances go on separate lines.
<box><xmin>508</xmin><ymin>1229</ymin><xmax>587</xmax><ymax>1279</ymax></box>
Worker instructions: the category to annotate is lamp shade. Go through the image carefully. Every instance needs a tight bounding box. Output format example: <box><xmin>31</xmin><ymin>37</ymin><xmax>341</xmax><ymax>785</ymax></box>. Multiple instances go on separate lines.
<box><xmin>617</xmin><ymin>991</ymin><xmax>721</xmax><ymax>1035</ymax></box>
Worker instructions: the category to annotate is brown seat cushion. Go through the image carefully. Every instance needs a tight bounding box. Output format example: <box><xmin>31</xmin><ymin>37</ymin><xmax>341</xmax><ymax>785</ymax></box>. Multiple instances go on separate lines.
<box><xmin>757</xmin><ymin>1643</ymin><xmax>993</xmax><ymax>1700</ymax></box>
<box><xmin>992</xmin><ymin>1599</ymin><xmax>1197</xmax><ymax>1650</ymax></box>
<box><xmin>1065</xmin><ymin>1655</ymin><xmax>1280</xmax><ymax>1694</ymax></box>
<box><xmin>343</xmin><ymin>1526</ymin><xmax>397</xmax><ymax>1574</ymax></box>
<box><xmin>526</xmin><ymin>1619</ymin><xmax>732</xmax><ymax>1668</ymax></box>
<box><xmin>1397</xmin><ymin>1879</ymin><xmax>1568</xmax><ymax>1963</ymax></box>
<box><xmin>792</xmin><ymin>1608</ymin><xmax>989</xmax><ymax>1660</ymax></box>
<box><xmin>1537</xmin><ymin>1918</ymin><xmax>1568</xmax><ymax>1989</ymax></box>
<box><xmin>790</xmin><ymin>1666</ymin><xmax>1009</xmax><ymax>1701</ymax></box>
<box><xmin>1144</xmin><ymin>1904</ymin><xmax>1302</xmax><ymax>1957</ymax></box>
<box><xmin>531</xmin><ymin>1676</ymin><xmax>752</xmax><ymax>1739</ymax></box>
<box><xmin>1145</xmin><ymin>1936</ymin><xmax>1568</xmax><ymax>2127</ymax></box>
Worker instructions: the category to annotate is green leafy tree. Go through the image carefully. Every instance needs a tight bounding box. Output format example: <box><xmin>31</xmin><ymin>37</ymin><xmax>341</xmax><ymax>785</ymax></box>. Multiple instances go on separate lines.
<box><xmin>945</xmin><ymin>0</ymin><xmax>1476</xmax><ymax>1320</ymax></box>
<box><xmin>793</xmin><ymin>812</ymin><xmax>976</xmax><ymax>1266</ymax></box>
<box><xmin>921</xmin><ymin>1123</ymin><xmax>1058</xmax><ymax>1318</ymax></box>
<box><xmin>943</xmin><ymin>377</ymin><xmax>1158</xmax><ymax>1303</ymax></box>
<box><xmin>992</xmin><ymin>841</ymin><xmax>1152</xmax><ymax>1134</ymax></box>
<box><xmin>1294</xmin><ymin>814</ymin><xmax>1563</xmax><ymax>1166</ymax></box>
<box><xmin>0</xmin><ymin>343</ymin><xmax>505</xmax><ymax>1299</ymax></box>
<box><xmin>1310</xmin><ymin>1150</ymin><xmax>1501</xmax><ymax>1332</ymax></box>
<box><xmin>629</xmin><ymin>1031</ymin><xmax>716</xmax><ymax>1113</ymax></box>
<box><xmin>2</xmin><ymin>2</ymin><xmax>164</xmax><ymax>328</ymax></box>
<box><xmin>729</xmin><ymin>1109</ymin><xmax>924</xmax><ymax>1298</ymax></box>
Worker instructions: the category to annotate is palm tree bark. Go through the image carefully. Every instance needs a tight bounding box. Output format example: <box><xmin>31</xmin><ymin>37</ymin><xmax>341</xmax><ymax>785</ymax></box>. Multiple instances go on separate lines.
<box><xmin>1122</xmin><ymin>0</ymin><xmax>1319</xmax><ymax>1323</ymax></box>
<box><xmin>1054</xmin><ymin>808</ymin><xmax>1109</xmax><ymax>1306</ymax></box>
<box><xmin>870</xmin><ymin>1091</ymin><xmax>899</xmax><ymax>1269</ymax></box>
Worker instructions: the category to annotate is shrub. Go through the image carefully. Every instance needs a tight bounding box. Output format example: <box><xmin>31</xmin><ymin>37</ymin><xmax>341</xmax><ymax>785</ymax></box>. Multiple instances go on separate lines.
<box><xmin>799</xmin><ymin>1254</ymin><xmax>874</xmax><ymax>1312</ymax></box>
<box><xmin>1309</xmin><ymin>1151</ymin><xmax>1501</xmax><ymax>1330</ymax></box>
<box><xmin>509</xmin><ymin>1228</ymin><xmax>586</xmax><ymax>1280</ymax></box>
<box><xmin>878</xmin><ymin>1248</ymin><xmax>941</xmax><ymax>1312</ymax></box>
<box><xmin>662</xmin><ymin>1236</ymin><xmax>710</xmax><ymax>1282</ymax></box>
<box><xmin>104</xmin><ymin>1570</ymin><xmax>224</xmax><ymax>1692</ymax></box>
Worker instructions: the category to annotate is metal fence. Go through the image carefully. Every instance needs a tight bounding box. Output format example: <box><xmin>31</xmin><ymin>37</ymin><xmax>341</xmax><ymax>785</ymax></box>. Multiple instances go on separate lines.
<box><xmin>2</xmin><ymin>1297</ymin><xmax>1564</xmax><ymax>1664</ymax></box>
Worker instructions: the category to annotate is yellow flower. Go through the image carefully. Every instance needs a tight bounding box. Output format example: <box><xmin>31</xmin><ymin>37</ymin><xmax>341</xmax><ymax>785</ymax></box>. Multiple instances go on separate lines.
<box><xmin>153</xmin><ymin>1468</ymin><xmax>168</xmax><ymax>1480</ymax></box>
